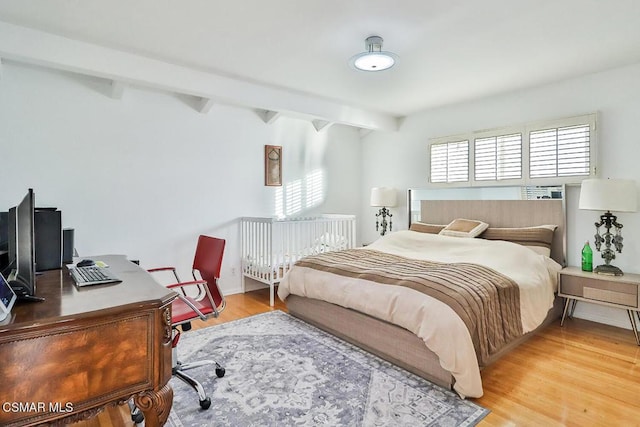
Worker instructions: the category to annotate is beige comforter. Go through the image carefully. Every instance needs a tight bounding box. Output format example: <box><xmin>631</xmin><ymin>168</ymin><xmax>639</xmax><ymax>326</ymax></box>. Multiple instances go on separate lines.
<box><xmin>278</xmin><ymin>230</ymin><xmax>561</xmax><ymax>398</ymax></box>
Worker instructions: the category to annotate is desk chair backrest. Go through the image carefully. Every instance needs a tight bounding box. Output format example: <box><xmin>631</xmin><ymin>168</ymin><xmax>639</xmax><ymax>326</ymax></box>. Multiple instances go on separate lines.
<box><xmin>193</xmin><ymin>235</ymin><xmax>225</xmax><ymax>309</ymax></box>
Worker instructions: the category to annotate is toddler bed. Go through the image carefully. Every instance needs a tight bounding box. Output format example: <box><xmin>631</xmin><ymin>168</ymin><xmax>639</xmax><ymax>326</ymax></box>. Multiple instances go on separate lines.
<box><xmin>240</xmin><ymin>214</ymin><xmax>356</xmax><ymax>306</ymax></box>
<box><xmin>278</xmin><ymin>197</ymin><xmax>566</xmax><ymax>398</ymax></box>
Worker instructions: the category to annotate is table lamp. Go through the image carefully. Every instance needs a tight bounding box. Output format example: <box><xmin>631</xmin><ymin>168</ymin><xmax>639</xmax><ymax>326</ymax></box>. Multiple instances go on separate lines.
<box><xmin>578</xmin><ymin>178</ymin><xmax>637</xmax><ymax>276</ymax></box>
<box><xmin>370</xmin><ymin>187</ymin><xmax>397</xmax><ymax>236</ymax></box>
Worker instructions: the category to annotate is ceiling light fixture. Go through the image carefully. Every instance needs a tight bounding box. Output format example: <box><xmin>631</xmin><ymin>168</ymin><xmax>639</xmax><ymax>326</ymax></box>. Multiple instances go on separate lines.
<box><xmin>350</xmin><ymin>36</ymin><xmax>398</xmax><ymax>72</ymax></box>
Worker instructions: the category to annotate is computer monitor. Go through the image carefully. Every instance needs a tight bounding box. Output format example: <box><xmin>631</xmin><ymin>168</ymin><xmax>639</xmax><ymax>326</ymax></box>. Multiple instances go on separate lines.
<box><xmin>8</xmin><ymin>189</ymin><xmax>38</xmax><ymax>299</ymax></box>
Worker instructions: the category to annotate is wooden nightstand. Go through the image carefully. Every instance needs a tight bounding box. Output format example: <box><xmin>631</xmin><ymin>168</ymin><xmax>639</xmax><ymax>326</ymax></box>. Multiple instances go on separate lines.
<box><xmin>558</xmin><ymin>266</ymin><xmax>640</xmax><ymax>345</ymax></box>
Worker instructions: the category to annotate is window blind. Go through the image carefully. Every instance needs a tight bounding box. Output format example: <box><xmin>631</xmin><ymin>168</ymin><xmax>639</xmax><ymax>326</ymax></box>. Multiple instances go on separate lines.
<box><xmin>428</xmin><ymin>113</ymin><xmax>595</xmax><ymax>186</ymax></box>
<box><xmin>474</xmin><ymin>133</ymin><xmax>522</xmax><ymax>181</ymax></box>
<box><xmin>430</xmin><ymin>140</ymin><xmax>469</xmax><ymax>183</ymax></box>
<box><xmin>530</xmin><ymin>124</ymin><xmax>590</xmax><ymax>178</ymax></box>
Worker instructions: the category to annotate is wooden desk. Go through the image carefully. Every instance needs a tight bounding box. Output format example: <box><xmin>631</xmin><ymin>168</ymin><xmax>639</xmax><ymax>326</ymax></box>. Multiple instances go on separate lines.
<box><xmin>0</xmin><ymin>255</ymin><xmax>177</xmax><ymax>426</ymax></box>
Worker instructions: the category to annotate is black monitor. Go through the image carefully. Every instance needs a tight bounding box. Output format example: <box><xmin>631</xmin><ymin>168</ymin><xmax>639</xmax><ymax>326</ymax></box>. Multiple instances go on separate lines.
<box><xmin>8</xmin><ymin>189</ymin><xmax>40</xmax><ymax>301</ymax></box>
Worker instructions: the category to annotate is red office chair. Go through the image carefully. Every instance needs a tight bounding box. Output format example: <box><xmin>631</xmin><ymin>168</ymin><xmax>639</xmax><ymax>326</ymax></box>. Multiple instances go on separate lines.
<box><xmin>148</xmin><ymin>235</ymin><xmax>227</xmax><ymax>410</ymax></box>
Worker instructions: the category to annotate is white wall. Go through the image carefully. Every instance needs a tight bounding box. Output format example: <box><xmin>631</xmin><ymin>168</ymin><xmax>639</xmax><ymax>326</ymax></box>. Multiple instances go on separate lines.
<box><xmin>361</xmin><ymin>63</ymin><xmax>640</xmax><ymax>329</ymax></box>
<box><xmin>5</xmin><ymin>58</ymin><xmax>639</xmax><ymax>329</ymax></box>
<box><xmin>0</xmin><ymin>62</ymin><xmax>362</xmax><ymax>296</ymax></box>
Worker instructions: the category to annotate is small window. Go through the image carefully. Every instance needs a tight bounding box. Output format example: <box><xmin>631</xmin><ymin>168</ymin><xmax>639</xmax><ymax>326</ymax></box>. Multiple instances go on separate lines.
<box><xmin>530</xmin><ymin>124</ymin><xmax>590</xmax><ymax>179</ymax></box>
<box><xmin>428</xmin><ymin>113</ymin><xmax>596</xmax><ymax>187</ymax></box>
<box><xmin>430</xmin><ymin>140</ymin><xmax>469</xmax><ymax>183</ymax></box>
<box><xmin>474</xmin><ymin>133</ymin><xmax>522</xmax><ymax>181</ymax></box>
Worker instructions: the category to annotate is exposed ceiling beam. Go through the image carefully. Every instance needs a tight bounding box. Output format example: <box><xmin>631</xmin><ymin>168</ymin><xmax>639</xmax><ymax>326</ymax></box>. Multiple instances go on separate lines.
<box><xmin>311</xmin><ymin>119</ymin><xmax>333</xmax><ymax>132</ymax></box>
<box><xmin>110</xmin><ymin>80</ymin><xmax>126</xmax><ymax>99</ymax></box>
<box><xmin>359</xmin><ymin>128</ymin><xmax>374</xmax><ymax>138</ymax></box>
<box><xmin>197</xmin><ymin>97</ymin><xmax>215</xmax><ymax>114</ymax></box>
<box><xmin>255</xmin><ymin>109</ymin><xmax>281</xmax><ymax>124</ymax></box>
<box><xmin>0</xmin><ymin>22</ymin><xmax>398</xmax><ymax>131</ymax></box>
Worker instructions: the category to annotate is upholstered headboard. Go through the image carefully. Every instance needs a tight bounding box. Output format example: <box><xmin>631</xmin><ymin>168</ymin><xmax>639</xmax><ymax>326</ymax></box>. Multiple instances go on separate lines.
<box><xmin>418</xmin><ymin>199</ymin><xmax>566</xmax><ymax>265</ymax></box>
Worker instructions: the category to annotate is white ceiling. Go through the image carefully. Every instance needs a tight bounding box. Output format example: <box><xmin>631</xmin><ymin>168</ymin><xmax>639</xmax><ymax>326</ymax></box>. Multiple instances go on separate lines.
<box><xmin>1</xmin><ymin>0</ymin><xmax>640</xmax><ymax>119</ymax></box>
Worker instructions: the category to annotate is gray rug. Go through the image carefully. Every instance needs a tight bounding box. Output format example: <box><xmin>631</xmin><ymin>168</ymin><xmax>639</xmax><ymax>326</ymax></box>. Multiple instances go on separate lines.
<box><xmin>167</xmin><ymin>310</ymin><xmax>488</xmax><ymax>426</ymax></box>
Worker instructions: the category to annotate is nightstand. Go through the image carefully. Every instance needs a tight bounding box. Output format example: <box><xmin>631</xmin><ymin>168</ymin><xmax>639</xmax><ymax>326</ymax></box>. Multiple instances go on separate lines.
<box><xmin>558</xmin><ymin>266</ymin><xmax>640</xmax><ymax>345</ymax></box>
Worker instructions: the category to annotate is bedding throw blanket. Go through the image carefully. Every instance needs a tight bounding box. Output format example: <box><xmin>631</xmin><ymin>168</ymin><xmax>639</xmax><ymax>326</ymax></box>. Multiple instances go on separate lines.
<box><xmin>295</xmin><ymin>248</ymin><xmax>523</xmax><ymax>365</ymax></box>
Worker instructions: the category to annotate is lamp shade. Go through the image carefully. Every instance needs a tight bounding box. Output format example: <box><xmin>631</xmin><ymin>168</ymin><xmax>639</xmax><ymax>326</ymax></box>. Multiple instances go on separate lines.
<box><xmin>579</xmin><ymin>179</ymin><xmax>638</xmax><ymax>212</ymax></box>
<box><xmin>370</xmin><ymin>187</ymin><xmax>397</xmax><ymax>207</ymax></box>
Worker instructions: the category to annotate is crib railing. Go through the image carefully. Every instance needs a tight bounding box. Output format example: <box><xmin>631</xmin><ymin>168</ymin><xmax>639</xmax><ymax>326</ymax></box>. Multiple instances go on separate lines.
<box><xmin>240</xmin><ymin>214</ymin><xmax>357</xmax><ymax>305</ymax></box>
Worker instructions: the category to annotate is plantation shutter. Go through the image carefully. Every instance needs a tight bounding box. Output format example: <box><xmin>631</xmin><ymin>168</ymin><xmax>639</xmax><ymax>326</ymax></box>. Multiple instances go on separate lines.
<box><xmin>474</xmin><ymin>133</ymin><xmax>522</xmax><ymax>181</ymax></box>
<box><xmin>430</xmin><ymin>140</ymin><xmax>469</xmax><ymax>183</ymax></box>
<box><xmin>529</xmin><ymin>124</ymin><xmax>591</xmax><ymax>178</ymax></box>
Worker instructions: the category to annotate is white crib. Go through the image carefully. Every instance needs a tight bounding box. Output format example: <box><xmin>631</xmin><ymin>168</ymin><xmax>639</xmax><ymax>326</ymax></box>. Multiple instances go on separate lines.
<box><xmin>240</xmin><ymin>214</ymin><xmax>357</xmax><ymax>306</ymax></box>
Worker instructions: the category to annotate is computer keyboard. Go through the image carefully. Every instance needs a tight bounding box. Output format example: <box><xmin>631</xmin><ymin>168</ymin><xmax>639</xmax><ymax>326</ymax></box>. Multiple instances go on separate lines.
<box><xmin>70</xmin><ymin>265</ymin><xmax>121</xmax><ymax>286</ymax></box>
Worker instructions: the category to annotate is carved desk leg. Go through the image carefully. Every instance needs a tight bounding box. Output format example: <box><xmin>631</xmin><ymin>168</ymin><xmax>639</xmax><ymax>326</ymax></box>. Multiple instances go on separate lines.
<box><xmin>133</xmin><ymin>383</ymin><xmax>173</xmax><ymax>426</ymax></box>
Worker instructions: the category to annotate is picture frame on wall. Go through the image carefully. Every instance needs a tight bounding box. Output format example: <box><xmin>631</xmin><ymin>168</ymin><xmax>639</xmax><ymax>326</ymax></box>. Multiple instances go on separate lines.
<box><xmin>265</xmin><ymin>145</ymin><xmax>282</xmax><ymax>186</ymax></box>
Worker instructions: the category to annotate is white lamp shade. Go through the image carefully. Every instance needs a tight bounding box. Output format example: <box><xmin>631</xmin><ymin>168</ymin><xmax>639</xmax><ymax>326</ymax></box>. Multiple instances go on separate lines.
<box><xmin>370</xmin><ymin>187</ymin><xmax>397</xmax><ymax>207</ymax></box>
<box><xmin>579</xmin><ymin>179</ymin><xmax>638</xmax><ymax>212</ymax></box>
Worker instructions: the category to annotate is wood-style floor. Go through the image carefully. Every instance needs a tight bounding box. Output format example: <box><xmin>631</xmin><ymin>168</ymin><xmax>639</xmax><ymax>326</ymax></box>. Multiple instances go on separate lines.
<box><xmin>73</xmin><ymin>289</ymin><xmax>640</xmax><ymax>427</ymax></box>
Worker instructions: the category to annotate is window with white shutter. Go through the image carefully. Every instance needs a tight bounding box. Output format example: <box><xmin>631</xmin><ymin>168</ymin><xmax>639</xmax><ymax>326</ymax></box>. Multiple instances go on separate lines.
<box><xmin>430</xmin><ymin>140</ymin><xmax>469</xmax><ymax>183</ymax></box>
<box><xmin>529</xmin><ymin>124</ymin><xmax>591</xmax><ymax>179</ymax></box>
<box><xmin>428</xmin><ymin>113</ymin><xmax>596</xmax><ymax>187</ymax></box>
<box><xmin>474</xmin><ymin>133</ymin><xmax>522</xmax><ymax>181</ymax></box>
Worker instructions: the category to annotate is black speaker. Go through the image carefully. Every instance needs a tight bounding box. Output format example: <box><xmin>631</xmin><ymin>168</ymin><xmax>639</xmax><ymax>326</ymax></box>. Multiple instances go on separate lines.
<box><xmin>63</xmin><ymin>228</ymin><xmax>74</xmax><ymax>264</ymax></box>
<box><xmin>34</xmin><ymin>208</ymin><xmax>62</xmax><ymax>271</ymax></box>
<box><xmin>0</xmin><ymin>211</ymin><xmax>8</xmax><ymax>271</ymax></box>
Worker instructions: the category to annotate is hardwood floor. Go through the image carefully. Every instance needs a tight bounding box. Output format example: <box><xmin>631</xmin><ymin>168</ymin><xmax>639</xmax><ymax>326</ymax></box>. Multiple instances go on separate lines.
<box><xmin>74</xmin><ymin>289</ymin><xmax>639</xmax><ymax>426</ymax></box>
<box><xmin>478</xmin><ymin>316</ymin><xmax>640</xmax><ymax>426</ymax></box>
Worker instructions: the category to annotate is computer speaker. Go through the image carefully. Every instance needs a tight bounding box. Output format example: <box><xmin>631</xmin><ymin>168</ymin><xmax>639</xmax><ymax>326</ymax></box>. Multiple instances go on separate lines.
<box><xmin>63</xmin><ymin>228</ymin><xmax>75</xmax><ymax>264</ymax></box>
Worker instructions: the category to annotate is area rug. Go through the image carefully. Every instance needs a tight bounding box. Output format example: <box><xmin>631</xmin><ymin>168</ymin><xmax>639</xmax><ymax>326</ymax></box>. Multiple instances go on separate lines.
<box><xmin>167</xmin><ymin>310</ymin><xmax>489</xmax><ymax>426</ymax></box>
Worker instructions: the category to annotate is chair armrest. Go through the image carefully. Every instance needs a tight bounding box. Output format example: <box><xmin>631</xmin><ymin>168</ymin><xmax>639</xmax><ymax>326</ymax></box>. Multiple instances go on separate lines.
<box><xmin>147</xmin><ymin>266</ymin><xmax>176</xmax><ymax>273</ymax></box>
<box><xmin>148</xmin><ymin>266</ymin><xmax>182</xmax><ymax>283</ymax></box>
<box><xmin>166</xmin><ymin>280</ymin><xmax>208</xmax><ymax>289</ymax></box>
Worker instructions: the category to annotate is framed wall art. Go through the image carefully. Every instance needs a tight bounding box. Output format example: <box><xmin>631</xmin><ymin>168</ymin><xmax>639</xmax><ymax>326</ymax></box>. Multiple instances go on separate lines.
<box><xmin>264</xmin><ymin>145</ymin><xmax>282</xmax><ymax>186</ymax></box>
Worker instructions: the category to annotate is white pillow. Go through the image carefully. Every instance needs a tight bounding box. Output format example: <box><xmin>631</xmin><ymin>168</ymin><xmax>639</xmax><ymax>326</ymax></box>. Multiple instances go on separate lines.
<box><xmin>439</xmin><ymin>218</ymin><xmax>489</xmax><ymax>238</ymax></box>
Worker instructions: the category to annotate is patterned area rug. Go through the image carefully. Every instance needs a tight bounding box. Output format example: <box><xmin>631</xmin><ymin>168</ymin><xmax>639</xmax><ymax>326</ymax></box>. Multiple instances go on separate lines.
<box><xmin>167</xmin><ymin>310</ymin><xmax>488</xmax><ymax>426</ymax></box>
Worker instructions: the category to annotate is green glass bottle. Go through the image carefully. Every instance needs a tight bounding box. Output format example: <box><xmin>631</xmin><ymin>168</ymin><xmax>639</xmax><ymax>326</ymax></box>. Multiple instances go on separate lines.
<box><xmin>581</xmin><ymin>241</ymin><xmax>593</xmax><ymax>272</ymax></box>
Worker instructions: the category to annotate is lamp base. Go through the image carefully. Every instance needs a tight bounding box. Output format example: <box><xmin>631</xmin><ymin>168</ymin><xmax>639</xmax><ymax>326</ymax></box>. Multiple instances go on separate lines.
<box><xmin>594</xmin><ymin>264</ymin><xmax>624</xmax><ymax>276</ymax></box>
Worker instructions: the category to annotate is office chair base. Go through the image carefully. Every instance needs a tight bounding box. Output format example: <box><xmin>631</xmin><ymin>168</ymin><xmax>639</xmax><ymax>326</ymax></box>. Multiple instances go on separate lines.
<box><xmin>173</xmin><ymin>360</ymin><xmax>225</xmax><ymax>410</ymax></box>
<box><xmin>128</xmin><ymin>399</ymin><xmax>144</xmax><ymax>424</ymax></box>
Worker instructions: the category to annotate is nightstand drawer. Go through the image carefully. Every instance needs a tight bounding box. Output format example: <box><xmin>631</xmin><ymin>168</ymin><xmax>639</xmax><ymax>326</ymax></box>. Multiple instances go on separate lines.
<box><xmin>560</xmin><ymin>274</ymin><xmax>639</xmax><ymax>308</ymax></box>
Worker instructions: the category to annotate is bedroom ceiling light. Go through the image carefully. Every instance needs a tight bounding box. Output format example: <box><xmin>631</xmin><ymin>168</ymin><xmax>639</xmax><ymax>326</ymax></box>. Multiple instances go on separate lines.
<box><xmin>371</xmin><ymin>187</ymin><xmax>397</xmax><ymax>236</ymax></box>
<box><xmin>578</xmin><ymin>178</ymin><xmax>638</xmax><ymax>276</ymax></box>
<box><xmin>350</xmin><ymin>36</ymin><xmax>398</xmax><ymax>72</ymax></box>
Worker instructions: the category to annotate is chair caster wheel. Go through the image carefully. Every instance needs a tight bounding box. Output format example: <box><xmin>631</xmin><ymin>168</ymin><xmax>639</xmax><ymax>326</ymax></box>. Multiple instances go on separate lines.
<box><xmin>215</xmin><ymin>366</ymin><xmax>226</xmax><ymax>378</ymax></box>
<box><xmin>200</xmin><ymin>397</ymin><xmax>211</xmax><ymax>410</ymax></box>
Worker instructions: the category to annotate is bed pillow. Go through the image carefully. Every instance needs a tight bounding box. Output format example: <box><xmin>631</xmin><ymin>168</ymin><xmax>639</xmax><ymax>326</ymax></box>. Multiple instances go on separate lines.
<box><xmin>439</xmin><ymin>218</ymin><xmax>489</xmax><ymax>238</ymax></box>
<box><xmin>480</xmin><ymin>225</ymin><xmax>557</xmax><ymax>256</ymax></box>
<box><xmin>409</xmin><ymin>222</ymin><xmax>446</xmax><ymax>234</ymax></box>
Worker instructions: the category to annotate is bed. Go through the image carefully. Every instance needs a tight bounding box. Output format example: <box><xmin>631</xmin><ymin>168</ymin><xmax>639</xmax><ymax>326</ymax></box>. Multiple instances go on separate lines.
<box><xmin>278</xmin><ymin>195</ymin><xmax>566</xmax><ymax>398</ymax></box>
<box><xmin>240</xmin><ymin>214</ymin><xmax>356</xmax><ymax>306</ymax></box>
